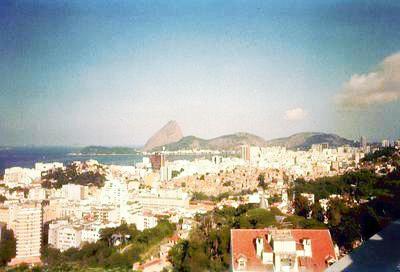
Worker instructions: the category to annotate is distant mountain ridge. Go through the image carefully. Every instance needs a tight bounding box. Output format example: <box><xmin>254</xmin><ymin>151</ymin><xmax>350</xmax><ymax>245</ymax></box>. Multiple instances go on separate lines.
<box><xmin>152</xmin><ymin>132</ymin><xmax>268</xmax><ymax>151</ymax></box>
<box><xmin>150</xmin><ymin>131</ymin><xmax>354</xmax><ymax>151</ymax></box>
<box><xmin>265</xmin><ymin>132</ymin><xmax>355</xmax><ymax>149</ymax></box>
<box><xmin>143</xmin><ymin>120</ymin><xmax>183</xmax><ymax>151</ymax></box>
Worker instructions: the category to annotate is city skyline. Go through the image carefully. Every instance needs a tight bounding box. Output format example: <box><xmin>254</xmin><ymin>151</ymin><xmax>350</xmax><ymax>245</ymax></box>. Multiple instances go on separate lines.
<box><xmin>1</xmin><ymin>1</ymin><xmax>400</xmax><ymax>146</ymax></box>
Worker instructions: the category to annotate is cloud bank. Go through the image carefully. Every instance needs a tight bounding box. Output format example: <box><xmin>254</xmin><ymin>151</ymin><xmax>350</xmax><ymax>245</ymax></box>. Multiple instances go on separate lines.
<box><xmin>336</xmin><ymin>52</ymin><xmax>400</xmax><ymax>109</ymax></box>
<box><xmin>284</xmin><ymin>107</ymin><xmax>307</xmax><ymax>121</ymax></box>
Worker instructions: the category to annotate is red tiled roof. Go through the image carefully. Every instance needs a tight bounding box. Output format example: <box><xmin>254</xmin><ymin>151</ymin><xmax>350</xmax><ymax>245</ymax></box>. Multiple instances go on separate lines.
<box><xmin>291</xmin><ymin>229</ymin><xmax>336</xmax><ymax>272</ymax></box>
<box><xmin>169</xmin><ymin>233</ymin><xmax>180</xmax><ymax>242</ymax></box>
<box><xmin>231</xmin><ymin>229</ymin><xmax>273</xmax><ymax>271</ymax></box>
<box><xmin>231</xmin><ymin>229</ymin><xmax>336</xmax><ymax>272</ymax></box>
<box><xmin>139</xmin><ymin>258</ymin><xmax>162</xmax><ymax>269</ymax></box>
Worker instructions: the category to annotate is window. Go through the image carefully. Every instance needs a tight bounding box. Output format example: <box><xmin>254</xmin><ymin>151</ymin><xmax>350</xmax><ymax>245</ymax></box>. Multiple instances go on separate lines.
<box><xmin>238</xmin><ymin>258</ymin><xmax>246</xmax><ymax>270</ymax></box>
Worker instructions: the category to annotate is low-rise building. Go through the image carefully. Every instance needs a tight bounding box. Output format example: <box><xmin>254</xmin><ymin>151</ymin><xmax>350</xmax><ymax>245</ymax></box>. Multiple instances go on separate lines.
<box><xmin>231</xmin><ymin>228</ymin><xmax>337</xmax><ymax>272</ymax></box>
<box><xmin>81</xmin><ymin>222</ymin><xmax>105</xmax><ymax>244</ymax></box>
<box><xmin>48</xmin><ymin>220</ymin><xmax>82</xmax><ymax>252</ymax></box>
<box><xmin>133</xmin><ymin>211</ymin><xmax>158</xmax><ymax>231</ymax></box>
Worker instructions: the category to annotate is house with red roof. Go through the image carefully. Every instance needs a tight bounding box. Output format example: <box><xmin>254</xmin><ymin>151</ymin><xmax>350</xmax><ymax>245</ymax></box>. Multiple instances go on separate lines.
<box><xmin>231</xmin><ymin>229</ymin><xmax>337</xmax><ymax>272</ymax></box>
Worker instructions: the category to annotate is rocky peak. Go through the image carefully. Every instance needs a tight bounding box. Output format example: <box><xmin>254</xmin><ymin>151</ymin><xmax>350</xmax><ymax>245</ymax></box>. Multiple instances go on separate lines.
<box><xmin>143</xmin><ymin>120</ymin><xmax>183</xmax><ymax>151</ymax></box>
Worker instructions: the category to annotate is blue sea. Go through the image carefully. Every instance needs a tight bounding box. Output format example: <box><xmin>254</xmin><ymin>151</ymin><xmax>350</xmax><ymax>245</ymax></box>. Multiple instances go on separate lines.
<box><xmin>0</xmin><ymin>147</ymin><xmax>144</xmax><ymax>174</ymax></box>
<box><xmin>0</xmin><ymin>147</ymin><xmax>213</xmax><ymax>175</ymax></box>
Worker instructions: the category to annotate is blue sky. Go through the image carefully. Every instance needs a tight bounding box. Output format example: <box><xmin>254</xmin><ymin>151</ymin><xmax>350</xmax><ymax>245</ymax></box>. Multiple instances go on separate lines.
<box><xmin>1</xmin><ymin>0</ymin><xmax>400</xmax><ymax>146</ymax></box>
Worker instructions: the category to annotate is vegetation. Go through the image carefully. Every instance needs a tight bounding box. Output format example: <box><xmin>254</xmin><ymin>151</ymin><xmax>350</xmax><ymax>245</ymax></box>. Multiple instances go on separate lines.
<box><xmin>268</xmin><ymin>194</ymin><xmax>282</xmax><ymax>204</ymax></box>
<box><xmin>292</xmin><ymin>169</ymin><xmax>388</xmax><ymax>201</ymax></box>
<box><xmin>293</xmin><ymin>163</ymin><xmax>400</xmax><ymax>252</ymax></box>
<box><xmin>0</xmin><ymin>194</ymin><xmax>7</xmax><ymax>203</ymax></box>
<box><xmin>361</xmin><ymin>147</ymin><xmax>396</xmax><ymax>162</ymax></box>
<box><xmin>7</xmin><ymin>186</ymin><xmax>30</xmax><ymax>198</ymax></box>
<box><xmin>171</xmin><ymin>168</ymin><xmax>184</xmax><ymax>179</ymax></box>
<box><xmin>257</xmin><ymin>173</ymin><xmax>266</xmax><ymax>189</ymax></box>
<box><xmin>294</xmin><ymin>195</ymin><xmax>311</xmax><ymax>218</ymax></box>
<box><xmin>79</xmin><ymin>146</ymin><xmax>138</xmax><ymax>155</ymax></box>
<box><xmin>171</xmin><ymin>170</ymin><xmax>180</xmax><ymax>179</ymax></box>
<box><xmin>42</xmin><ymin>164</ymin><xmax>106</xmax><ymax>189</ymax></box>
<box><xmin>191</xmin><ymin>191</ymin><xmax>244</xmax><ymax>203</ymax></box>
<box><xmin>168</xmin><ymin>204</ymin><xmax>323</xmax><ymax>271</ymax></box>
<box><xmin>173</xmin><ymin>151</ymin><xmax>400</xmax><ymax>270</ymax></box>
<box><xmin>0</xmin><ymin>228</ymin><xmax>16</xmax><ymax>267</ymax></box>
<box><xmin>41</xmin><ymin>220</ymin><xmax>175</xmax><ymax>271</ymax></box>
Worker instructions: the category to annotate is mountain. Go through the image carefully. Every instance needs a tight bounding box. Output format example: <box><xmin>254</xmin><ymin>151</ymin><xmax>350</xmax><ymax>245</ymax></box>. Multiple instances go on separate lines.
<box><xmin>151</xmin><ymin>131</ymin><xmax>354</xmax><ymax>151</ymax></box>
<box><xmin>153</xmin><ymin>132</ymin><xmax>269</xmax><ymax>151</ymax></box>
<box><xmin>143</xmin><ymin>120</ymin><xmax>184</xmax><ymax>151</ymax></box>
<box><xmin>265</xmin><ymin>132</ymin><xmax>355</xmax><ymax>149</ymax></box>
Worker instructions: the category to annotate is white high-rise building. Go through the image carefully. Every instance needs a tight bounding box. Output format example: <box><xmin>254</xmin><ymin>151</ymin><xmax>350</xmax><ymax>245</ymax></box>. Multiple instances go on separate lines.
<box><xmin>3</xmin><ymin>167</ymin><xmax>41</xmax><ymax>188</ymax></box>
<box><xmin>8</xmin><ymin>202</ymin><xmax>42</xmax><ymax>265</ymax></box>
<box><xmin>382</xmin><ymin>139</ymin><xmax>390</xmax><ymax>147</ymax></box>
<box><xmin>61</xmin><ymin>184</ymin><xmax>84</xmax><ymax>201</ymax></box>
<box><xmin>100</xmin><ymin>179</ymin><xmax>128</xmax><ymax>206</ymax></box>
<box><xmin>241</xmin><ymin>145</ymin><xmax>250</xmax><ymax>161</ymax></box>
<box><xmin>360</xmin><ymin>136</ymin><xmax>367</xmax><ymax>149</ymax></box>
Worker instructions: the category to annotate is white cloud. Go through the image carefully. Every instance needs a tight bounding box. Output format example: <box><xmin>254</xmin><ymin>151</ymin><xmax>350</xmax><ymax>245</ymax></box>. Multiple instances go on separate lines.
<box><xmin>284</xmin><ymin>107</ymin><xmax>307</xmax><ymax>121</ymax></box>
<box><xmin>336</xmin><ymin>52</ymin><xmax>400</xmax><ymax>109</ymax></box>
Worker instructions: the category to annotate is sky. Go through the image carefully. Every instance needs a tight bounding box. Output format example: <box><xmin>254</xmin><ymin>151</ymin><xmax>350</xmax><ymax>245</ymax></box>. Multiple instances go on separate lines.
<box><xmin>1</xmin><ymin>0</ymin><xmax>400</xmax><ymax>146</ymax></box>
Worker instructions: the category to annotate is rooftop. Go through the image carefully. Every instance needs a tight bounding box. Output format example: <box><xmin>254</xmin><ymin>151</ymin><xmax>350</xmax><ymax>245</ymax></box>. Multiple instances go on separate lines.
<box><xmin>231</xmin><ymin>228</ymin><xmax>336</xmax><ymax>272</ymax></box>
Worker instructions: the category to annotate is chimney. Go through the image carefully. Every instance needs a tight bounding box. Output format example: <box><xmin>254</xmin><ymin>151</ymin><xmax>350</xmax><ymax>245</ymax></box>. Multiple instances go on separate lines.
<box><xmin>266</xmin><ymin>233</ymin><xmax>272</xmax><ymax>243</ymax></box>
<box><xmin>302</xmin><ymin>238</ymin><xmax>312</xmax><ymax>257</ymax></box>
<box><xmin>256</xmin><ymin>237</ymin><xmax>264</xmax><ymax>258</ymax></box>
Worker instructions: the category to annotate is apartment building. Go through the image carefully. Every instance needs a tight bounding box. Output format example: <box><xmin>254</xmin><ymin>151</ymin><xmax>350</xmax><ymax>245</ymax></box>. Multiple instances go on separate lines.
<box><xmin>48</xmin><ymin>220</ymin><xmax>82</xmax><ymax>252</ymax></box>
<box><xmin>8</xmin><ymin>202</ymin><xmax>42</xmax><ymax>265</ymax></box>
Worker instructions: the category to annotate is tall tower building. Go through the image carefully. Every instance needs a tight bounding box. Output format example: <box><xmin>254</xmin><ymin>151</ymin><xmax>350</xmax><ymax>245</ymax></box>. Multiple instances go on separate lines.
<box><xmin>241</xmin><ymin>145</ymin><xmax>250</xmax><ymax>161</ymax></box>
<box><xmin>382</xmin><ymin>139</ymin><xmax>390</xmax><ymax>148</ymax></box>
<box><xmin>8</xmin><ymin>202</ymin><xmax>42</xmax><ymax>265</ymax></box>
<box><xmin>360</xmin><ymin>136</ymin><xmax>367</xmax><ymax>149</ymax></box>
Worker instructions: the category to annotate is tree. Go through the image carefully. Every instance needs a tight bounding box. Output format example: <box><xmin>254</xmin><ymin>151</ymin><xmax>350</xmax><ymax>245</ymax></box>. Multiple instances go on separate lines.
<box><xmin>330</xmin><ymin>214</ymin><xmax>361</xmax><ymax>250</ymax></box>
<box><xmin>0</xmin><ymin>228</ymin><xmax>16</xmax><ymax>266</ymax></box>
<box><xmin>294</xmin><ymin>195</ymin><xmax>311</xmax><ymax>218</ymax></box>
<box><xmin>171</xmin><ymin>170</ymin><xmax>180</xmax><ymax>179</ymax></box>
<box><xmin>0</xmin><ymin>194</ymin><xmax>6</xmax><ymax>203</ymax></box>
<box><xmin>311</xmin><ymin>201</ymin><xmax>325</xmax><ymax>222</ymax></box>
<box><xmin>169</xmin><ymin>240</ymin><xmax>190</xmax><ymax>272</ymax></box>
<box><xmin>239</xmin><ymin>208</ymin><xmax>276</xmax><ymax>228</ymax></box>
<box><xmin>257</xmin><ymin>173</ymin><xmax>266</xmax><ymax>189</ymax></box>
<box><xmin>326</xmin><ymin>198</ymin><xmax>348</xmax><ymax>226</ymax></box>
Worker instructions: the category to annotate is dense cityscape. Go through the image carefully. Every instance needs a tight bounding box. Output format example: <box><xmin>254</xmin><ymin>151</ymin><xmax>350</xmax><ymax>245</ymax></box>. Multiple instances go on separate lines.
<box><xmin>1</xmin><ymin>132</ymin><xmax>400</xmax><ymax>271</ymax></box>
<box><xmin>2</xmin><ymin>1</ymin><xmax>400</xmax><ymax>271</ymax></box>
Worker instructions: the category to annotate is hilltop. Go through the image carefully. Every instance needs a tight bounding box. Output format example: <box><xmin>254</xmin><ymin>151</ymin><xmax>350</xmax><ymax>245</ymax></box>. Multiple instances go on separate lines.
<box><xmin>150</xmin><ymin>131</ymin><xmax>354</xmax><ymax>151</ymax></box>
<box><xmin>143</xmin><ymin>120</ymin><xmax>183</xmax><ymax>151</ymax></box>
<box><xmin>152</xmin><ymin>132</ymin><xmax>268</xmax><ymax>151</ymax></box>
<box><xmin>265</xmin><ymin>132</ymin><xmax>355</xmax><ymax>150</ymax></box>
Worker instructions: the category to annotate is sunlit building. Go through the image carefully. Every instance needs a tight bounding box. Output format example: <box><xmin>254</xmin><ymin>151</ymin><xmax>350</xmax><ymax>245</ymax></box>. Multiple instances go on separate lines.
<box><xmin>8</xmin><ymin>202</ymin><xmax>42</xmax><ymax>266</ymax></box>
<box><xmin>231</xmin><ymin>229</ymin><xmax>337</xmax><ymax>272</ymax></box>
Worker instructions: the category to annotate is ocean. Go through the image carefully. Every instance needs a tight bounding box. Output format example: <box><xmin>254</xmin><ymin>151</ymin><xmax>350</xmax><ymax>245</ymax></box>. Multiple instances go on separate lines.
<box><xmin>0</xmin><ymin>147</ymin><xmax>144</xmax><ymax>174</ymax></box>
<box><xmin>0</xmin><ymin>147</ymin><xmax>214</xmax><ymax>175</ymax></box>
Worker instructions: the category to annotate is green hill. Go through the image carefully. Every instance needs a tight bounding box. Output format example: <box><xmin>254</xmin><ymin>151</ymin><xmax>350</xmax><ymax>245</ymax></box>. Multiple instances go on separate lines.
<box><xmin>151</xmin><ymin>132</ymin><xmax>354</xmax><ymax>151</ymax></box>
